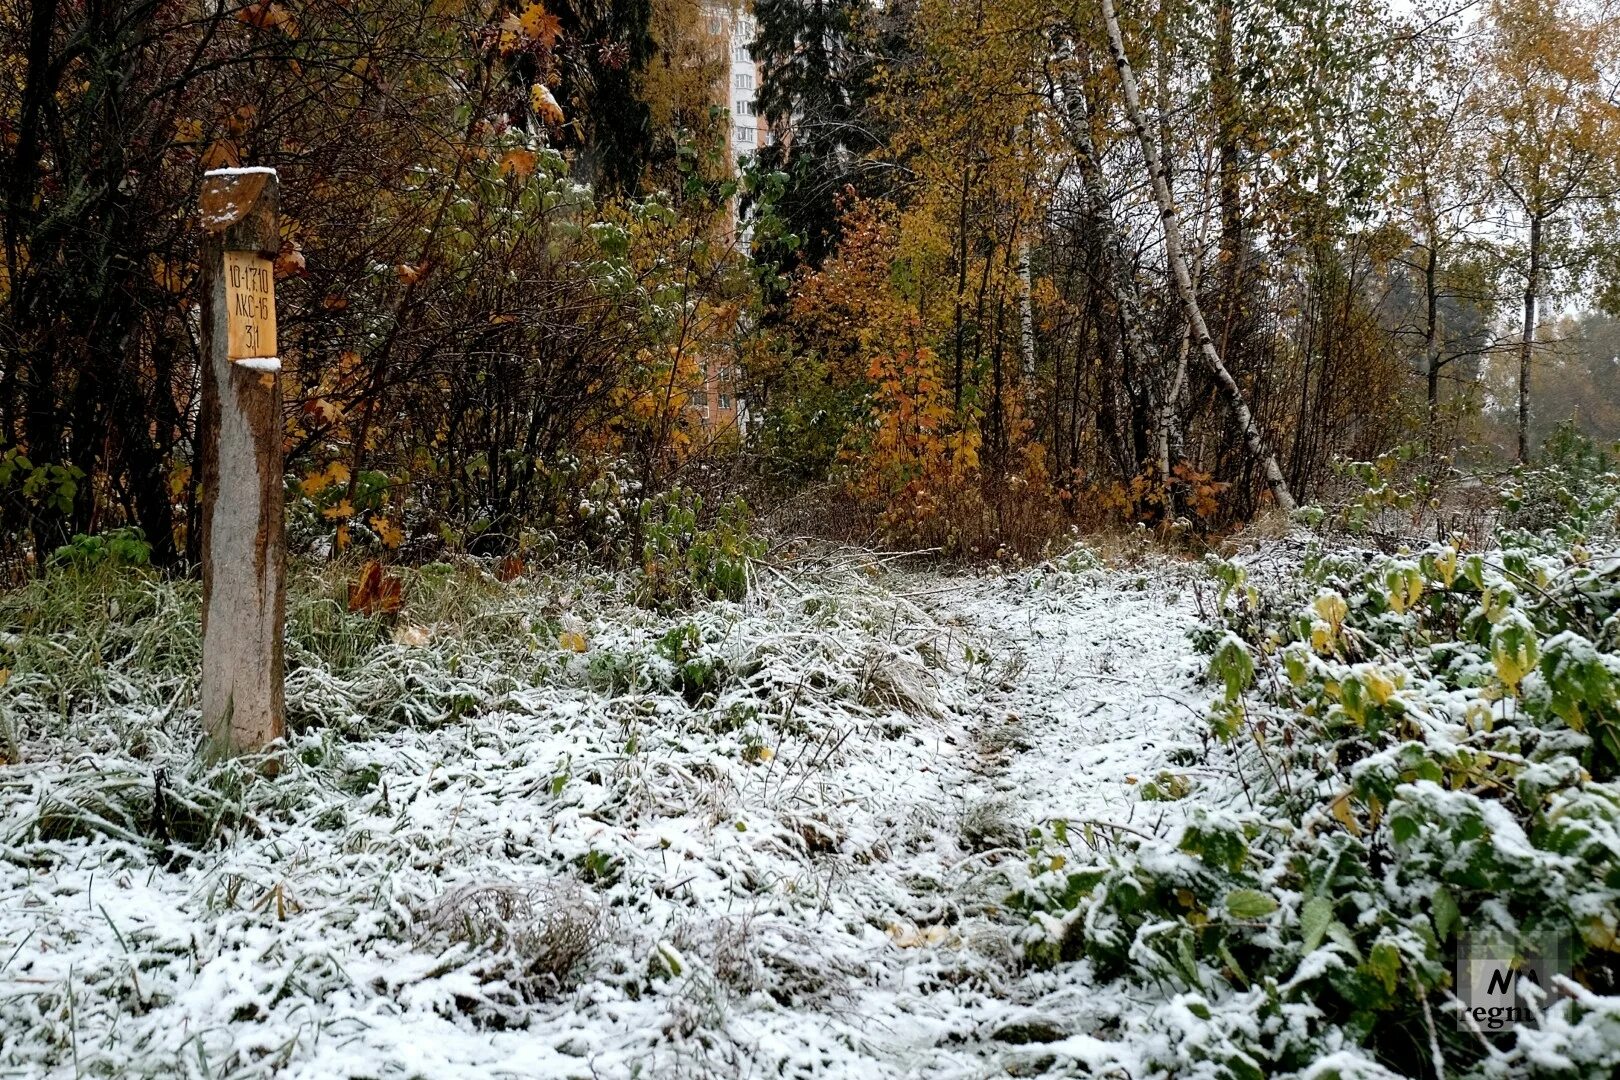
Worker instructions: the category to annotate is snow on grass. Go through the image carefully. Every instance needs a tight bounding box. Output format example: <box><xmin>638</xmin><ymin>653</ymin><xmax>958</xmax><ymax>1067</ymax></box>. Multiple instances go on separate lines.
<box><xmin>0</xmin><ymin>546</ymin><xmax>1223</xmax><ymax>1078</ymax></box>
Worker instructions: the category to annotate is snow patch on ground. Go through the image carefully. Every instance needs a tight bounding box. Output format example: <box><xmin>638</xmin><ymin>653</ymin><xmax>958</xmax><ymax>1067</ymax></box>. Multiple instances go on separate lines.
<box><xmin>1</xmin><ymin>549</ymin><xmax>1223</xmax><ymax>1078</ymax></box>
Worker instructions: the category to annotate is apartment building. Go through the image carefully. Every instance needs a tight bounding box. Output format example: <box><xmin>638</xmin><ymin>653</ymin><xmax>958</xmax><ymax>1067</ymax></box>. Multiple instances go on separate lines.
<box><xmin>705</xmin><ymin>3</ymin><xmax>769</xmax><ymax>180</ymax></box>
<box><xmin>694</xmin><ymin>2</ymin><xmax>765</xmax><ymax>436</ymax></box>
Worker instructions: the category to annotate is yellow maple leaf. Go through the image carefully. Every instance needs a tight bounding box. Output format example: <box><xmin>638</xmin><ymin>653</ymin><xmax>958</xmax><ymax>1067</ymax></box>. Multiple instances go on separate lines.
<box><xmin>303</xmin><ymin>461</ymin><xmax>350</xmax><ymax>496</ymax></box>
<box><xmin>497</xmin><ymin>13</ymin><xmax>523</xmax><ymax>55</ymax></box>
<box><xmin>322</xmin><ymin>498</ymin><xmax>354</xmax><ymax>521</ymax></box>
<box><xmin>518</xmin><ymin>2</ymin><xmax>562</xmax><ymax>46</ymax></box>
<box><xmin>498</xmin><ymin>148</ymin><xmax>537</xmax><ymax>179</ymax></box>
<box><xmin>559</xmin><ymin>630</ymin><xmax>588</xmax><ymax>653</ymax></box>
<box><xmin>305</xmin><ymin>397</ymin><xmax>343</xmax><ymax>424</ymax></box>
<box><xmin>372</xmin><ymin>515</ymin><xmax>403</xmax><ymax>549</ymax></box>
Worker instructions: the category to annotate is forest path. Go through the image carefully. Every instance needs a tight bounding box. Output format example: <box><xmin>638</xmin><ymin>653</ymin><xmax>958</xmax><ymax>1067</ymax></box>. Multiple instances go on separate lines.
<box><xmin>798</xmin><ymin>555</ymin><xmax>1213</xmax><ymax>1077</ymax></box>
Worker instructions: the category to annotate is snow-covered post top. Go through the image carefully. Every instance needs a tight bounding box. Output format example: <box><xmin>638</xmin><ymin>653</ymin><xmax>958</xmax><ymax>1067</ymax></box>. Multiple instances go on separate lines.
<box><xmin>197</xmin><ymin>166</ymin><xmax>286</xmax><ymax>761</ymax></box>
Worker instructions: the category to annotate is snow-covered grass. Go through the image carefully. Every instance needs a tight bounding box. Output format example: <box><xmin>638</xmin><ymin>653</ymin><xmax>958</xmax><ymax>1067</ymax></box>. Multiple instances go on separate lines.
<box><xmin>1</xmin><ymin>545</ymin><xmax>1218</xmax><ymax>1079</ymax></box>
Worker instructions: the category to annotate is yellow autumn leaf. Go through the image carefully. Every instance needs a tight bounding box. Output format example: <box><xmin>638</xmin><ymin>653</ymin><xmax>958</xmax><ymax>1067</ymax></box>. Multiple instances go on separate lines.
<box><xmin>518</xmin><ymin>2</ymin><xmax>562</xmax><ymax>45</ymax></box>
<box><xmin>303</xmin><ymin>461</ymin><xmax>350</xmax><ymax>496</ymax></box>
<box><xmin>559</xmin><ymin>630</ymin><xmax>588</xmax><ymax>653</ymax></box>
<box><xmin>1330</xmin><ymin>791</ymin><xmax>1362</xmax><ymax>837</ymax></box>
<box><xmin>305</xmin><ymin>397</ymin><xmax>343</xmax><ymax>424</ymax></box>
<box><xmin>497</xmin><ymin>13</ymin><xmax>524</xmax><ymax>54</ymax></box>
<box><xmin>1582</xmin><ymin>916</ymin><xmax>1620</xmax><ymax>952</ymax></box>
<box><xmin>1363</xmin><ymin>667</ymin><xmax>1397</xmax><ymax>706</ymax></box>
<box><xmin>531</xmin><ymin>83</ymin><xmax>565</xmax><ymax>126</ymax></box>
<box><xmin>1433</xmin><ymin>546</ymin><xmax>1458</xmax><ymax>587</ymax></box>
<box><xmin>1313</xmin><ymin>592</ymin><xmax>1348</xmax><ymax>635</ymax></box>
<box><xmin>1493</xmin><ymin>649</ymin><xmax>1534</xmax><ymax>692</ymax></box>
<box><xmin>498</xmin><ymin>148</ymin><xmax>537</xmax><ymax>179</ymax></box>
<box><xmin>322</xmin><ymin>498</ymin><xmax>354</xmax><ymax>521</ymax></box>
<box><xmin>372</xmin><ymin>515</ymin><xmax>403</xmax><ymax>549</ymax></box>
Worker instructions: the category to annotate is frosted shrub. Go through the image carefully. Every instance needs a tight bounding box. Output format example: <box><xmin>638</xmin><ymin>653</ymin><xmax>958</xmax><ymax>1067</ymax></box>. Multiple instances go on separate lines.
<box><xmin>1015</xmin><ymin>462</ymin><xmax>1620</xmax><ymax>1078</ymax></box>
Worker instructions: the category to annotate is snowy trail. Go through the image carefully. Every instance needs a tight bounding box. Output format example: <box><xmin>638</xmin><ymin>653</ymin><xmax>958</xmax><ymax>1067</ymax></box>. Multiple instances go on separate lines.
<box><xmin>815</xmin><ymin>561</ymin><xmax>1212</xmax><ymax>1076</ymax></box>
<box><xmin>0</xmin><ymin>553</ymin><xmax>1215</xmax><ymax>1079</ymax></box>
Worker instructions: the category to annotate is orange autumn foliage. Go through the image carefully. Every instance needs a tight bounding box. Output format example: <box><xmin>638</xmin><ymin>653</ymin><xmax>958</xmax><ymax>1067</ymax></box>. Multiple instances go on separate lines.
<box><xmin>348</xmin><ymin>560</ymin><xmax>403</xmax><ymax>615</ymax></box>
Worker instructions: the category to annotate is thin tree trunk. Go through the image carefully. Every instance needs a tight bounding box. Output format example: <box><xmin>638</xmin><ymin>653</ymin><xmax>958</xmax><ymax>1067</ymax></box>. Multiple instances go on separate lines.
<box><xmin>1017</xmin><ymin>237</ymin><xmax>1036</xmax><ymax>378</ymax></box>
<box><xmin>1159</xmin><ymin>323</ymin><xmax>1191</xmax><ymax>516</ymax></box>
<box><xmin>1100</xmin><ymin>0</ymin><xmax>1296</xmax><ymax>512</ymax></box>
<box><xmin>1518</xmin><ymin>215</ymin><xmax>1540</xmax><ymax>463</ymax></box>
<box><xmin>1421</xmin><ymin>235</ymin><xmax>1448</xmax><ymax>466</ymax></box>
<box><xmin>1212</xmin><ymin>1</ymin><xmax>1243</xmax><ymax>265</ymax></box>
<box><xmin>953</xmin><ymin>167</ymin><xmax>972</xmax><ymax>409</ymax></box>
<box><xmin>1065</xmin><ymin>87</ymin><xmax>1158</xmax><ymax>484</ymax></box>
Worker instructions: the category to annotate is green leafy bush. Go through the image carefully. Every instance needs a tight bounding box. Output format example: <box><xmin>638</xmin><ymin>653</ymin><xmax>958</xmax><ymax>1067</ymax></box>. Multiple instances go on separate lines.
<box><xmin>49</xmin><ymin>528</ymin><xmax>153</xmax><ymax>570</ymax></box>
<box><xmin>634</xmin><ymin>488</ymin><xmax>764</xmax><ymax>611</ymax></box>
<box><xmin>1014</xmin><ymin>462</ymin><xmax>1620</xmax><ymax>1078</ymax></box>
<box><xmin>1500</xmin><ymin>422</ymin><xmax>1619</xmax><ymax>545</ymax></box>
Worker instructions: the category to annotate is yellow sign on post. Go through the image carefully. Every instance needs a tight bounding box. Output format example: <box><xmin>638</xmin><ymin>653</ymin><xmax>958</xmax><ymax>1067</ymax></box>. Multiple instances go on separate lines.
<box><xmin>224</xmin><ymin>251</ymin><xmax>277</xmax><ymax>361</ymax></box>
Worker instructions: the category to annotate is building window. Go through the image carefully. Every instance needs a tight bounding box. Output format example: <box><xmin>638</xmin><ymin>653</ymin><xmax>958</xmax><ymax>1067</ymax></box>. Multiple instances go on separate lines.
<box><xmin>735</xmin><ymin>98</ymin><xmax>751</xmax><ymax>116</ymax></box>
<box><xmin>734</xmin><ymin>45</ymin><xmax>751</xmax><ymax>62</ymax></box>
<box><xmin>734</xmin><ymin>72</ymin><xmax>753</xmax><ymax>90</ymax></box>
<box><xmin>693</xmin><ymin>390</ymin><xmax>708</xmax><ymax>407</ymax></box>
<box><xmin>735</xmin><ymin>125</ymin><xmax>754</xmax><ymax>144</ymax></box>
<box><xmin>719</xmin><ymin>394</ymin><xmax>732</xmax><ymax>409</ymax></box>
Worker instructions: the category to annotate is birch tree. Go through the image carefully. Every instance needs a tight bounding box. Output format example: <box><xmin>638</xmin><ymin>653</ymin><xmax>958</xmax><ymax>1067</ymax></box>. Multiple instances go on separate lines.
<box><xmin>1098</xmin><ymin>0</ymin><xmax>1297</xmax><ymax>512</ymax></box>
<box><xmin>1475</xmin><ymin>0</ymin><xmax>1620</xmax><ymax>461</ymax></box>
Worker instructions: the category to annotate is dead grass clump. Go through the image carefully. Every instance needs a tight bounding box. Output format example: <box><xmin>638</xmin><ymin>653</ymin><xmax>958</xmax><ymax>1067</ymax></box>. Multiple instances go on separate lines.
<box><xmin>420</xmin><ymin>882</ymin><xmax>601</xmax><ymax>1012</ymax></box>
<box><xmin>673</xmin><ymin>916</ymin><xmax>859</xmax><ymax>1010</ymax></box>
<box><xmin>858</xmin><ymin>648</ymin><xmax>939</xmax><ymax>717</ymax></box>
<box><xmin>959</xmin><ymin>797</ymin><xmax>1024</xmax><ymax>855</ymax></box>
<box><xmin>20</xmin><ymin>760</ymin><xmax>260</xmax><ymax>864</ymax></box>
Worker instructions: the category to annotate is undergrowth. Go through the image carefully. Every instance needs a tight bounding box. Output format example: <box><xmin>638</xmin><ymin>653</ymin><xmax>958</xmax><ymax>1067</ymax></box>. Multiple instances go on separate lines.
<box><xmin>1014</xmin><ymin>439</ymin><xmax>1620</xmax><ymax>1079</ymax></box>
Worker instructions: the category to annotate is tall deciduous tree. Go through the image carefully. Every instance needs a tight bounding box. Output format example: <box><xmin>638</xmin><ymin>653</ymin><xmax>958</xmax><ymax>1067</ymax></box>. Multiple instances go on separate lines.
<box><xmin>1384</xmin><ymin>19</ymin><xmax>1497</xmax><ymax>444</ymax></box>
<box><xmin>1475</xmin><ymin>0</ymin><xmax>1620</xmax><ymax>461</ymax></box>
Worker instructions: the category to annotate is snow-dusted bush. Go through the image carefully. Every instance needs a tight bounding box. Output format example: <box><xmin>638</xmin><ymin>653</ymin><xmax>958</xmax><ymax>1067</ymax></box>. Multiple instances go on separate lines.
<box><xmin>1015</xmin><ymin>460</ymin><xmax>1620</xmax><ymax>1078</ymax></box>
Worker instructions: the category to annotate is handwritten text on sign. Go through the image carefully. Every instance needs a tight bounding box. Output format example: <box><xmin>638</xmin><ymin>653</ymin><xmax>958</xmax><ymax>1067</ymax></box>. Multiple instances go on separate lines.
<box><xmin>224</xmin><ymin>252</ymin><xmax>277</xmax><ymax>361</ymax></box>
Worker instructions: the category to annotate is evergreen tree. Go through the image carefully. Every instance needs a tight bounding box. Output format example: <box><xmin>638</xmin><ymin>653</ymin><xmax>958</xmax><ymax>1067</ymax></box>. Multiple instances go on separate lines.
<box><xmin>750</xmin><ymin>0</ymin><xmax>893</xmax><ymax>272</ymax></box>
<box><xmin>528</xmin><ymin>0</ymin><xmax>655</xmax><ymax>193</ymax></box>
